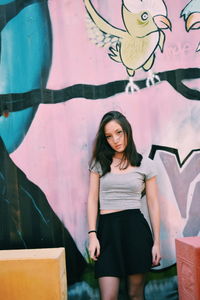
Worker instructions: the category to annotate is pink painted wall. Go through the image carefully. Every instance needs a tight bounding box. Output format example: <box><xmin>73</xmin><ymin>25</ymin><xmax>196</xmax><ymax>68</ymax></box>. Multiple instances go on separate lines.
<box><xmin>10</xmin><ymin>0</ymin><xmax>200</xmax><ymax>272</ymax></box>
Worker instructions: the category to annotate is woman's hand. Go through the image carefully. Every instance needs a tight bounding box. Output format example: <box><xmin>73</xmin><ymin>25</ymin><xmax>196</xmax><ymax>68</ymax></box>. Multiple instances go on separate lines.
<box><xmin>88</xmin><ymin>233</ymin><xmax>100</xmax><ymax>261</ymax></box>
<box><xmin>152</xmin><ymin>243</ymin><xmax>161</xmax><ymax>266</ymax></box>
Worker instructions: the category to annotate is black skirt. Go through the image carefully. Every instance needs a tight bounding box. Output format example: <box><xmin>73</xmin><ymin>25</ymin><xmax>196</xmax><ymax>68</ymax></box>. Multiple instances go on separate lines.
<box><xmin>95</xmin><ymin>209</ymin><xmax>153</xmax><ymax>278</ymax></box>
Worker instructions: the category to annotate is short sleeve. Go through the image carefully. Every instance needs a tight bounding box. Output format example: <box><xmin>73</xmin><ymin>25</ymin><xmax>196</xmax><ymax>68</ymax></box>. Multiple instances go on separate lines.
<box><xmin>144</xmin><ymin>157</ymin><xmax>157</xmax><ymax>180</ymax></box>
<box><xmin>89</xmin><ymin>160</ymin><xmax>102</xmax><ymax>176</ymax></box>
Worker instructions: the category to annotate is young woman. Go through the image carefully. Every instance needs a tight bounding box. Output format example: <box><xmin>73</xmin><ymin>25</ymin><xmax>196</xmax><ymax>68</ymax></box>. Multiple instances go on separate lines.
<box><xmin>87</xmin><ymin>111</ymin><xmax>161</xmax><ymax>300</ymax></box>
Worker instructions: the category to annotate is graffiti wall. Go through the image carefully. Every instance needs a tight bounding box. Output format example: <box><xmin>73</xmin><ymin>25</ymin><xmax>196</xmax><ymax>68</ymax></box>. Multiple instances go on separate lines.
<box><xmin>0</xmin><ymin>0</ymin><xmax>200</xmax><ymax>298</ymax></box>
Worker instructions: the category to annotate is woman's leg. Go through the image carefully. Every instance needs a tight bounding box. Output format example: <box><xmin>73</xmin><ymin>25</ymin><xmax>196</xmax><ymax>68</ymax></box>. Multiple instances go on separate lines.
<box><xmin>127</xmin><ymin>273</ymin><xmax>146</xmax><ymax>300</ymax></box>
<box><xmin>98</xmin><ymin>276</ymin><xmax>120</xmax><ymax>300</ymax></box>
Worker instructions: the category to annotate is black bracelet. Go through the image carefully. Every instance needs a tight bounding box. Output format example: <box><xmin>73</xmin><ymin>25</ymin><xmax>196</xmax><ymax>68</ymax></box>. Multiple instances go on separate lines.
<box><xmin>88</xmin><ymin>230</ymin><xmax>96</xmax><ymax>234</ymax></box>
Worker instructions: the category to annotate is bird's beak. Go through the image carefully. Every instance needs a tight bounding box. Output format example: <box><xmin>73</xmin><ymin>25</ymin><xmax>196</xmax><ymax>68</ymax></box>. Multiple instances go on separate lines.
<box><xmin>153</xmin><ymin>15</ymin><xmax>172</xmax><ymax>31</ymax></box>
<box><xmin>186</xmin><ymin>12</ymin><xmax>200</xmax><ymax>32</ymax></box>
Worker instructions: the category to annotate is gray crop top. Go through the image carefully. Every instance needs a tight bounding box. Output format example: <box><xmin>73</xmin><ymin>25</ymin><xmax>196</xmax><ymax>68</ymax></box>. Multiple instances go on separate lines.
<box><xmin>89</xmin><ymin>157</ymin><xmax>157</xmax><ymax>210</ymax></box>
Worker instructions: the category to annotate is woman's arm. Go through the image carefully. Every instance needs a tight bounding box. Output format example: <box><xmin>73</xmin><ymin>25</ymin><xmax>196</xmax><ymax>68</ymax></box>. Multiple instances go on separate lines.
<box><xmin>87</xmin><ymin>171</ymin><xmax>100</xmax><ymax>261</ymax></box>
<box><xmin>145</xmin><ymin>176</ymin><xmax>161</xmax><ymax>266</ymax></box>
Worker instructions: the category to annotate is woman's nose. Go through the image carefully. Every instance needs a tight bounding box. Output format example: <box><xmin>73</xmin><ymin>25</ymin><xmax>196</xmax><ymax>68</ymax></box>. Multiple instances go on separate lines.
<box><xmin>113</xmin><ymin>135</ymin><xmax>119</xmax><ymax>143</ymax></box>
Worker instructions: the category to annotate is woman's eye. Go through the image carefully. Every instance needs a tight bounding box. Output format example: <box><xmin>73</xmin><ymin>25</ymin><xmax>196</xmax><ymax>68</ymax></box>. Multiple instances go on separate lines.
<box><xmin>117</xmin><ymin>130</ymin><xmax>122</xmax><ymax>134</ymax></box>
<box><xmin>106</xmin><ymin>136</ymin><xmax>111</xmax><ymax>139</ymax></box>
<box><xmin>141</xmin><ymin>12</ymin><xmax>148</xmax><ymax>21</ymax></box>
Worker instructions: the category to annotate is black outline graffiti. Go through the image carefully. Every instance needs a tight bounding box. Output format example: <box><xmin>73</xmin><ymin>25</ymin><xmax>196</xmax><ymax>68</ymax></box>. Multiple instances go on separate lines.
<box><xmin>149</xmin><ymin>144</ymin><xmax>200</xmax><ymax>166</ymax></box>
<box><xmin>149</xmin><ymin>144</ymin><xmax>200</xmax><ymax>238</ymax></box>
<box><xmin>0</xmin><ymin>67</ymin><xmax>200</xmax><ymax>115</ymax></box>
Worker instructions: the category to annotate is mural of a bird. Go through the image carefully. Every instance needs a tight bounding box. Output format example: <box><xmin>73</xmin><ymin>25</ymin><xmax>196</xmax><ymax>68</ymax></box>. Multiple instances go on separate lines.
<box><xmin>84</xmin><ymin>0</ymin><xmax>172</xmax><ymax>92</ymax></box>
<box><xmin>181</xmin><ymin>0</ymin><xmax>200</xmax><ymax>52</ymax></box>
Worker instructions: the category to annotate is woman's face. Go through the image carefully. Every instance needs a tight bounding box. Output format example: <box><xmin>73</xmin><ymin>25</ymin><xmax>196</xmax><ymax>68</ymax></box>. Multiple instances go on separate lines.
<box><xmin>104</xmin><ymin>120</ymin><xmax>127</xmax><ymax>153</ymax></box>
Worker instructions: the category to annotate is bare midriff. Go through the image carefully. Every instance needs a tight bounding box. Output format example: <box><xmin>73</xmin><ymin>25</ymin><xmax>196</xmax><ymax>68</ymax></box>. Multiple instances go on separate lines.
<box><xmin>100</xmin><ymin>209</ymin><xmax>125</xmax><ymax>215</ymax></box>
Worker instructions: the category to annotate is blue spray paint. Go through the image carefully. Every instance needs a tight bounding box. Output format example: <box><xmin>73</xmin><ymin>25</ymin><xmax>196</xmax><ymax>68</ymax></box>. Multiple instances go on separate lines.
<box><xmin>0</xmin><ymin>0</ymin><xmax>52</xmax><ymax>153</ymax></box>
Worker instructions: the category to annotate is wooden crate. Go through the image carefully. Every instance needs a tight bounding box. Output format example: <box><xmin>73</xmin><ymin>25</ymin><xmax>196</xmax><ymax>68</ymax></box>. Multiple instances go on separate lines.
<box><xmin>0</xmin><ymin>247</ymin><xmax>67</xmax><ymax>300</ymax></box>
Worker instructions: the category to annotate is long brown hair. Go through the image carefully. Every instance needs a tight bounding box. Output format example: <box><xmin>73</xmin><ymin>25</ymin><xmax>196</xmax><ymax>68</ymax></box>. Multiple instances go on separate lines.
<box><xmin>91</xmin><ymin>111</ymin><xmax>142</xmax><ymax>176</ymax></box>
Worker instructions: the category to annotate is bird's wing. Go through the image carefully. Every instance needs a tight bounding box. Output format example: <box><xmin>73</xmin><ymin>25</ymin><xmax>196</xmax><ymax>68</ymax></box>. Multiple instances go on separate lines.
<box><xmin>85</xmin><ymin>12</ymin><xmax>120</xmax><ymax>48</ymax></box>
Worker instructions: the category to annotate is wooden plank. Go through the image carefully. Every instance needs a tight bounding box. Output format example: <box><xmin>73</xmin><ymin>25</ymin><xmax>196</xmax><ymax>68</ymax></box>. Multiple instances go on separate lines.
<box><xmin>0</xmin><ymin>248</ymin><xmax>67</xmax><ymax>300</ymax></box>
<box><xmin>175</xmin><ymin>237</ymin><xmax>200</xmax><ymax>300</ymax></box>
